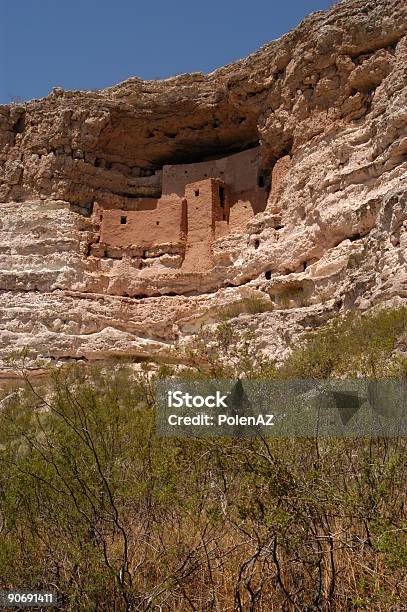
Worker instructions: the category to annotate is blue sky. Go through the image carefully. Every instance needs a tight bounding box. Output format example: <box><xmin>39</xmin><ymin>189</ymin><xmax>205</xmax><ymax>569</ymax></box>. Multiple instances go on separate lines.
<box><xmin>0</xmin><ymin>0</ymin><xmax>333</xmax><ymax>104</ymax></box>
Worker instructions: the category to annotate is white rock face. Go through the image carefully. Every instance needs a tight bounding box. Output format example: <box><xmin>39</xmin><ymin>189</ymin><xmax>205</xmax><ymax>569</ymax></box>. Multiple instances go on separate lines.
<box><xmin>0</xmin><ymin>0</ymin><xmax>406</xmax><ymax>375</ymax></box>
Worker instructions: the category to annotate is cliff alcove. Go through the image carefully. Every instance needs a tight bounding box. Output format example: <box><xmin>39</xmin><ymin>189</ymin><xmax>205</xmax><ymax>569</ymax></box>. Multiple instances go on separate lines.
<box><xmin>0</xmin><ymin>0</ymin><xmax>406</xmax><ymax>372</ymax></box>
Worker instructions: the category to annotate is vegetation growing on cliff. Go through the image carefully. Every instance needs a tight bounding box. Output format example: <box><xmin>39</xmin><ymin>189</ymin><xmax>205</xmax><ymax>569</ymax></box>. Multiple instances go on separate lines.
<box><xmin>0</xmin><ymin>307</ymin><xmax>406</xmax><ymax>610</ymax></box>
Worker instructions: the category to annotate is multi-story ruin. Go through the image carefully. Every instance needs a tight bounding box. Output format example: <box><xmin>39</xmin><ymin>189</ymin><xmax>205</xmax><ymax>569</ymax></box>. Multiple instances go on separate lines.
<box><xmin>90</xmin><ymin>147</ymin><xmax>269</xmax><ymax>271</ymax></box>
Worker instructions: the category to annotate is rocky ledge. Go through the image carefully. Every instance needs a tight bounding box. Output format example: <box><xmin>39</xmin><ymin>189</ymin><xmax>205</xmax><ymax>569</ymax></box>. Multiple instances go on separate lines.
<box><xmin>0</xmin><ymin>0</ymin><xmax>406</xmax><ymax>374</ymax></box>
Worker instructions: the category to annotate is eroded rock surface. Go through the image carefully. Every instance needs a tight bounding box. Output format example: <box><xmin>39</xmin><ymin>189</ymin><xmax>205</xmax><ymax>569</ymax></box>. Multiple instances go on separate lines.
<box><xmin>0</xmin><ymin>0</ymin><xmax>406</xmax><ymax>373</ymax></box>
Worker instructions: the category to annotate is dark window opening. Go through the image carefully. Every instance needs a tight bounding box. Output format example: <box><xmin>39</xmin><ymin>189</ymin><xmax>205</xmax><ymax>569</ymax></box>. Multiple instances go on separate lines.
<box><xmin>219</xmin><ymin>186</ymin><xmax>225</xmax><ymax>209</ymax></box>
<box><xmin>156</xmin><ymin>221</ymin><xmax>160</xmax><ymax>226</ymax></box>
<box><xmin>99</xmin><ymin>214</ymin><xmax>103</xmax><ymax>221</ymax></box>
<box><xmin>194</xmin><ymin>189</ymin><xmax>199</xmax><ymax>197</ymax></box>
<box><xmin>254</xmin><ymin>239</ymin><xmax>260</xmax><ymax>249</ymax></box>
<box><xmin>258</xmin><ymin>175</ymin><xmax>265</xmax><ymax>188</ymax></box>
<box><xmin>265</xmin><ymin>270</ymin><xmax>272</xmax><ymax>280</ymax></box>
<box><xmin>349</xmin><ymin>233</ymin><xmax>362</xmax><ymax>242</ymax></box>
<box><xmin>120</xmin><ymin>216</ymin><xmax>127</xmax><ymax>225</ymax></box>
<box><xmin>12</xmin><ymin>115</ymin><xmax>25</xmax><ymax>134</ymax></box>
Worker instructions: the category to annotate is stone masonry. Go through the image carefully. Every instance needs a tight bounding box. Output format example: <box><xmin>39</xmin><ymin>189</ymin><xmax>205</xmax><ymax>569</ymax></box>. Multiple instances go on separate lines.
<box><xmin>90</xmin><ymin>147</ymin><xmax>267</xmax><ymax>270</ymax></box>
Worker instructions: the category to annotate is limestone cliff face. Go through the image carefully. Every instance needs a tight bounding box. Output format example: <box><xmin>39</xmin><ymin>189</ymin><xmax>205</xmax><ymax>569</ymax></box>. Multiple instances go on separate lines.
<box><xmin>1</xmin><ymin>0</ymin><xmax>407</xmax><ymax>374</ymax></box>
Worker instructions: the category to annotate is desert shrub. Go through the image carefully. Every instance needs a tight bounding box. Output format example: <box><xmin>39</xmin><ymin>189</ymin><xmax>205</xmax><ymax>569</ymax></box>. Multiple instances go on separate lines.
<box><xmin>282</xmin><ymin>306</ymin><xmax>407</xmax><ymax>378</ymax></box>
<box><xmin>181</xmin><ymin>320</ymin><xmax>277</xmax><ymax>379</ymax></box>
<box><xmin>0</xmin><ymin>365</ymin><xmax>158</xmax><ymax>609</ymax></box>
<box><xmin>0</xmin><ymin>307</ymin><xmax>406</xmax><ymax>609</ymax></box>
<box><xmin>1</xmin><ymin>372</ymin><xmax>406</xmax><ymax>609</ymax></box>
<box><xmin>275</xmin><ymin>286</ymin><xmax>310</xmax><ymax>309</ymax></box>
<box><xmin>219</xmin><ymin>296</ymin><xmax>274</xmax><ymax>320</ymax></box>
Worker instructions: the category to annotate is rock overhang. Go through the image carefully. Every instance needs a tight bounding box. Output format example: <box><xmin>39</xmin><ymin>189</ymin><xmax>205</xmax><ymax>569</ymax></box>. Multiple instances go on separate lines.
<box><xmin>0</xmin><ymin>0</ymin><xmax>406</xmax><ymax>371</ymax></box>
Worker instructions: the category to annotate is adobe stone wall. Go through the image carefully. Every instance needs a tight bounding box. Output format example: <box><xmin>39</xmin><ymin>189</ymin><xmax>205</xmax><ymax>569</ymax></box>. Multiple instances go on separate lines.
<box><xmin>92</xmin><ymin>147</ymin><xmax>269</xmax><ymax>265</ymax></box>
<box><xmin>98</xmin><ymin>195</ymin><xmax>185</xmax><ymax>251</ymax></box>
<box><xmin>228</xmin><ymin>186</ymin><xmax>267</xmax><ymax>232</ymax></box>
<box><xmin>162</xmin><ymin>147</ymin><xmax>262</xmax><ymax>197</ymax></box>
<box><xmin>182</xmin><ymin>178</ymin><xmax>226</xmax><ymax>272</ymax></box>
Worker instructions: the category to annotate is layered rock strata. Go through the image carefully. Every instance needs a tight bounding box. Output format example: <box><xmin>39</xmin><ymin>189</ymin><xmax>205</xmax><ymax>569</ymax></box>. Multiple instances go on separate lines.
<box><xmin>0</xmin><ymin>0</ymin><xmax>406</xmax><ymax>374</ymax></box>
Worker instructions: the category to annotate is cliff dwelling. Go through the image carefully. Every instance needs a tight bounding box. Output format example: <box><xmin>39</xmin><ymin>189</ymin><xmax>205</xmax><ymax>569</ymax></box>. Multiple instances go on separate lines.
<box><xmin>90</xmin><ymin>147</ymin><xmax>268</xmax><ymax>272</ymax></box>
